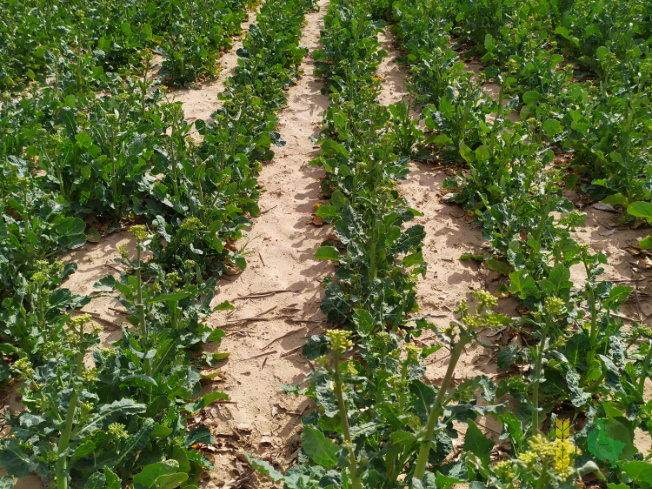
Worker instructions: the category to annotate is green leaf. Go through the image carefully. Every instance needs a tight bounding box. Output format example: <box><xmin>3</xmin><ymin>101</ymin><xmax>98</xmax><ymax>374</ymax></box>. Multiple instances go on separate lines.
<box><xmin>93</xmin><ymin>275</ymin><xmax>116</xmax><ymax>292</ymax></box>
<box><xmin>302</xmin><ymin>426</ymin><xmax>339</xmax><ymax>468</ymax></box>
<box><xmin>474</xmin><ymin>145</ymin><xmax>490</xmax><ymax>162</ymax></box>
<box><xmin>155</xmin><ymin>472</ymin><xmax>189</xmax><ymax>489</ymax></box>
<box><xmin>403</xmin><ymin>251</ymin><xmax>423</xmax><ymax>268</ymax></box>
<box><xmin>565</xmin><ymin>173</ymin><xmax>577</xmax><ymax>190</ymax></box>
<box><xmin>628</xmin><ymin>202</ymin><xmax>652</xmax><ymax>222</ymax></box>
<box><xmin>620</xmin><ymin>461</ymin><xmax>652</xmax><ymax>482</ymax></box>
<box><xmin>330</xmin><ymin>190</ymin><xmax>349</xmax><ymax>210</ymax></box>
<box><xmin>601</xmin><ymin>193</ymin><xmax>629</xmax><ymax>207</ymax></box>
<box><xmin>115</xmin><ymin>418</ymin><xmax>155</xmax><ymax>468</ymax></box>
<box><xmin>640</xmin><ymin>236</ymin><xmax>652</xmax><ymax>249</ymax></box>
<box><xmin>409</xmin><ymin>380</ymin><xmax>435</xmax><ymax>424</ymax></box>
<box><xmin>463</xmin><ymin>420</ymin><xmax>494</xmax><ymax>467</ymax></box>
<box><xmin>497</xmin><ymin>344</ymin><xmax>523</xmax><ymax>371</ymax></box>
<box><xmin>522</xmin><ymin>90</ymin><xmax>540</xmax><ymax>105</ymax></box>
<box><xmin>508</xmin><ymin>269</ymin><xmax>538</xmax><ymax>299</ymax></box>
<box><xmin>77</xmin><ymin>399</ymin><xmax>146</xmax><ymax>438</ymax></box>
<box><xmin>0</xmin><ymin>438</ymin><xmax>37</xmax><ymax>478</ymax></box>
<box><xmin>83</xmin><ymin>472</ymin><xmax>106</xmax><ymax>489</ymax></box>
<box><xmin>86</xmin><ymin>227</ymin><xmax>101</xmax><ymax>243</ymax></box>
<box><xmin>75</xmin><ymin>131</ymin><xmax>93</xmax><ymax>149</ymax></box>
<box><xmin>303</xmin><ymin>335</ymin><xmax>329</xmax><ymax>360</ymax></box>
<box><xmin>486</xmin><ymin>259</ymin><xmax>511</xmax><ymax>275</ymax></box>
<box><xmin>104</xmin><ymin>468</ymin><xmax>121</xmax><ymax>489</ymax></box>
<box><xmin>315</xmin><ymin>246</ymin><xmax>340</xmax><ymax>261</ymax></box>
<box><xmin>542</xmin><ymin>119</ymin><xmax>563</xmax><ymax>137</ymax></box>
<box><xmin>246</xmin><ymin>454</ymin><xmax>284</xmax><ymax>482</ymax></box>
<box><xmin>133</xmin><ymin>460</ymin><xmax>179</xmax><ymax>489</ymax></box>
<box><xmin>148</xmin><ymin>292</ymin><xmax>192</xmax><ymax>303</ymax></box>
<box><xmin>315</xmin><ymin>205</ymin><xmax>339</xmax><ymax>220</ymax></box>
<box><xmin>596</xmin><ymin>46</ymin><xmax>609</xmax><ymax>60</ymax></box>
<box><xmin>213</xmin><ymin>301</ymin><xmax>235</xmax><ymax>311</ymax></box>
<box><xmin>435</xmin><ymin>472</ymin><xmax>464</xmax><ymax>488</ymax></box>
<box><xmin>352</xmin><ymin>309</ymin><xmax>374</xmax><ymax>337</ymax></box>
<box><xmin>587</xmin><ymin>419</ymin><xmax>625</xmax><ymax>468</ymax></box>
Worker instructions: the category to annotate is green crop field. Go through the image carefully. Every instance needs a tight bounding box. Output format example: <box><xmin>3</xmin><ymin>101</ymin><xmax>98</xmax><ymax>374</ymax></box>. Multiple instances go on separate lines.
<box><xmin>1</xmin><ymin>0</ymin><xmax>651</xmax><ymax>488</ymax></box>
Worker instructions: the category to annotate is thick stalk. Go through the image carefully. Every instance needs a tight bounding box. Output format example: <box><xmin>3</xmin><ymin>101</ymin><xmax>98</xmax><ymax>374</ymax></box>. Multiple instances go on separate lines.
<box><xmin>531</xmin><ymin>326</ymin><xmax>548</xmax><ymax>436</ymax></box>
<box><xmin>333</xmin><ymin>353</ymin><xmax>363</xmax><ymax>489</ymax></box>
<box><xmin>332</xmin><ymin>354</ymin><xmax>363</xmax><ymax>489</ymax></box>
<box><xmin>413</xmin><ymin>338</ymin><xmax>468</xmax><ymax>482</ymax></box>
<box><xmin>56</xmin><ymin>325</ymin><xmax>85</xmax><ymax>489</ymax></box>
<box><xmin>639</xmin><ymin>338</ymin><xmax>652</xmax><ymax>395</ymax></box>
<box><xmin>135</xmin><ymin>246</ymin><xmax>153</xmax><ymax>393</ymax></box>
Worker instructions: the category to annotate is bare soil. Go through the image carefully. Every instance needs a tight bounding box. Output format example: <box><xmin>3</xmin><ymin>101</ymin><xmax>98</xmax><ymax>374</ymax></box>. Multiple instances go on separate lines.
<box><xmin>3</xmin><ymin>3</ymin><xmax>651</xmax><ymax>489</ymax></box>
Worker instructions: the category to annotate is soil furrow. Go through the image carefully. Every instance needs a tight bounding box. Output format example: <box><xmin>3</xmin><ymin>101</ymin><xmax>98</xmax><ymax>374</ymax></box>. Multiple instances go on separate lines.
<box><xmin>200</xmin><ymin>1</ymin><xmax>331</xmax><ymax>487</ymax></box>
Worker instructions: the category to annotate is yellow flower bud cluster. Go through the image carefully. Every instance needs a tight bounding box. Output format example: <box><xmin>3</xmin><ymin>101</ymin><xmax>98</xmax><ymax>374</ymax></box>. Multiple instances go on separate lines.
<box><xmin>327</xmin><ymin>330</ymin><xmax>353</xmax><ymax>352</ymax></box>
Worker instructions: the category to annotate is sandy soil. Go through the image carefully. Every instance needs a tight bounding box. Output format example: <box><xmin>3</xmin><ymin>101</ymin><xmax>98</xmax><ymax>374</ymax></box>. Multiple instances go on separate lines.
<box><xmin>196</xmin><ymin>1</ymin><xmax>332</xmax><ymax>487</ymax></box>
<box><xmin>3</xmin><ymin>3</ymin><xmax>651</xmax><ymax>489</ymax></box>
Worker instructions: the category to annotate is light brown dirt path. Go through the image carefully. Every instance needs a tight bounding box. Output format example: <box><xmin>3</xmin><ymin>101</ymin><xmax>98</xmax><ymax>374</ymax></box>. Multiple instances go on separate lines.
<box><xmin>199</xmin><ymin>2</ymin><xmax>331</xmax><ymax>487</ymax></box>
<box><xmin>377</xmin><ymin>27</ymin><xmax>499</xmax><ymax>383</ymax></box>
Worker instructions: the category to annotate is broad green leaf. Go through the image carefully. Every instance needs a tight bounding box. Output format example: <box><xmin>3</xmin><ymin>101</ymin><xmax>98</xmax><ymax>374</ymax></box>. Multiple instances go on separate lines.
<box><xmin>315</xmin><ymin>204</ymin><xmax>338</xmax><ymax>220</ymax></box>
<box><xmin>352</xmin><ymin>309</ymin><xmax>374</xmax><ymax>337</ymax></box>
<box><xmin>474</xmin><ymin>145</ymin><xmax>490</xmax><ymax>162</ymax></box>
<box><xmin>620</xmin><ymin>461</ymin><xmax>652</xmax><ymax>482</ymax></box>
<box><xmin>0</xmin><ymin>439</ymin><xmax>37</xmax><ymax>478</ymax></box>
<box><xmin>522</xmin><ymin>90</ymin><xmax>540</xmax><ymax>105</ymax></box>
<box><xmin>156</xmin><ymin>472</ymin><xmax>189</xmax><ymax>489</ymax></box>
<box><xmin>640</xmin><ymin>236</ymin><xmax>652</xmax><ymax>249</ymax></box>
<box><xmin>303</xmin><ymin>335</ymin><xmax>329</xmax><ymax>360</ymax></box>
<box><xmin>463</xmin><ymin>420</ymin><xmax>494</xmax><ymax>466</ymax></box>
<box><xmin>83</xmin><ymin>472</ymin><xmax>106</xmax><ymax>489</ymax></box>
<box><xmin>77</xmin><ymin>399</ymin><xmax>146</xmax><ymax>438</ymax></box>
<box><xmin>403</xmin><ymin>251</ymin><xmax>423</xmax><ymax>268</ymax></box>
<box><xmin>508</xmin><ymin>269</ymin><xmax>538</xmax><ymax>299</ymax></box>
<box><xmin>104</xmin><ymin>468</ymin><xmax>121</xmax><ymax>489</ymax></box>
<box><xmin>587</xmin><ymin>419</ymin><xmax>625</xmax><ymax>468</ymax></box>
<box><xmin>601</xmin><ymin>193</ymin><xmax>628</xmax><ymax>206</ymax></box>
<box><xmin>435</xmin><ymin>472</ymin><xmax>464</xmax><ymax>488</ymax></box>
<box><xmin>133</xmin><ymin>461</ymin><xmax>179</xmax><ymax>489</ymax></box>
<box><xmin>596</xmin><ymin>46</ymin><xmax>609</xmax><ymax>60</ymax></box>
<box><xmin>315</xmin><ymin>246</ymin><xmax>340</xmax><ymax>261</ymax></box>
<box><xmin>115</xmin><ymin>418</ymin><xmax>155</xmax><ymax>468</ymax></box>
<box><xmin>302</xmin><ymin>426</ymin><xmax>339</xmax><ymax>468</ymax></box>
<box><xmin>628</xmin><ymin>202</ymin><xmax>652</xmax><ymax>222</ymax></box>
<box><xmin>409</xmin><ymin>380</ymin><xmax>435</xmax><ymax>424</ymax></box>
<box><xmin>542</xmin><ymin>119</ymin><xmax>563</xmax><ymax>137</ymax></box>
<box><xmin>330</xmin><ymin>190</ymin><xmax>349</xmax><ymax>210</ymax></box>
<box><xmin>486</xmin><ymin>259</ymin><xmax>511</xmax><ymax>275</ymax></box>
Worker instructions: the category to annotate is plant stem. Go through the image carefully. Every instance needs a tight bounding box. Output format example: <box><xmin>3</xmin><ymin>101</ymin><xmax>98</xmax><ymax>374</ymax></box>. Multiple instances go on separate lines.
<box><xmin>332</xmin><ymin>353</ymin><xmax>362</xmax><ymax>489</ymax></box>
<box><xmin>56</xmin><ymin>323</ymin><xmax>85</xmax><ymax>489</ymax></box>
<box><xmin>135</xmin><ymin>245</ymin><xmax>153</xmax><ymax>393</ymax></box>
<box><xmin>639</xmin><ymin>338</ymin><xmax>652</xmax><ymax>395</ymax></box>
<box><xmin>531</xmin><ymin>324</ymin><xmax>549</xmax><ymax>436</ymax></box>
<box><xmin>413</xmin><ymin>337</ymin><xmax>468</xmax><ymax>483</ymax></box>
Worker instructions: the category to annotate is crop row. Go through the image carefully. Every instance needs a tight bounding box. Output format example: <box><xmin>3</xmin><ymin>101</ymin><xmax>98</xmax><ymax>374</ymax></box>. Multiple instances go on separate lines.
<box><xmin>246</xmin><ymin>0</ymin><xmax>652</xmax><ymax>489</ymax></box>
<box><xmin>0</xmin><ymin>0</ymin><xmax>317</xmax><ymax>487</ymax></box>
<box><xmin>387</xmin><ymin>0</ymin><xmax>652</xmax><ymax>486</ymax></box>
<box><xmin>250</xmin><ymin>0</ymin><xmax>505</xmax><ymax>487</ymax></box>
<box><xmin>391</xmin><ymin>0</ymin><xmax>652</xmax><ymax>239</ymax></box>
<box><xmin>0</xmin><ymin>0</ymin><xmax>255</xmax><ymax>90</ymax></box>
